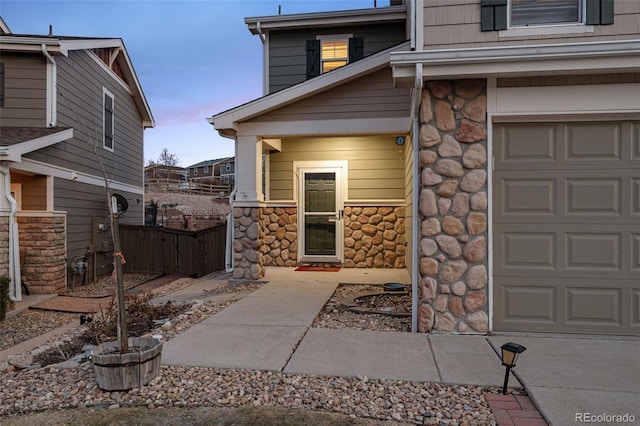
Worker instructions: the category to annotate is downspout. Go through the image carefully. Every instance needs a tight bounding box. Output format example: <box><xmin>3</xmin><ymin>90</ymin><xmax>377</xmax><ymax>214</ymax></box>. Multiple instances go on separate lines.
<box><xmin>41</xmin><ymin>44</ymin><xmax>57</xmax><ymax>127</ymax></box>
<box><xmin>1</xmin><ymin>164</ymin><xmax>21</xmax><ymax>302</ymax></box>
<box><xmin>224</xmin><ymin>137</ymin><xmax>238</xmax><ymax>273</ymax></box>
<box><xmin>411</xmin><ymin>62</ymin><xmax>423</xmax><ymax>333</ymax></box>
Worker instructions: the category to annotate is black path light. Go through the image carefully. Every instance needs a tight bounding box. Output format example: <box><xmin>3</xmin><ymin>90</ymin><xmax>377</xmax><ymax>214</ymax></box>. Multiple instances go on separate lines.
<box><xmin>500</xmin><ymin>342</ymin><xmax>527</xmax><ymax>395</ymax></box>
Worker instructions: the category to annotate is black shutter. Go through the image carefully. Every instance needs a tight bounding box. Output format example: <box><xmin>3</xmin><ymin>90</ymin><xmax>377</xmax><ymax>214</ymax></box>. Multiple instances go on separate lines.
<box><xmin>586</xmin><ymin>0</ymin><xmax>614</xmax><ymax>25</ymax></box>
<box><xmin>306</xmin><ymin>39</ymin><xmax>320</xmax><ymax>79</ymax></box>
<box><xmin>348</xmin><ymin>37</ymin><xmax>364</xmax><ymax>63</ymax></box>
<box><xmin>481</xmin><ymin>0</ymin><xmax>507</xmax><ymax>31</ymax></box>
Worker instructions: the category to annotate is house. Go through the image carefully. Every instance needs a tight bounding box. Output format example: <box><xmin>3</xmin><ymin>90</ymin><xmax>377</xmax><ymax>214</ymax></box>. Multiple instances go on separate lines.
<box><xmin>185</xmin><ymin>158</ymin><xmax>226</xmax><ymax>182</ymax></box>
<box><xmin>0</xmin><ymin>17</ymin><xmax>154</xmax><ymax>298</ymax></box>
<box><xmin>144</xmin><ymin>164</ymin><xmax>185</xmax><ymax>181</ymax></box>
<box><xmin>209</xmin><ymin>0</ymin><xmax>639</xmax><ymax>337</ymax></box>
<box><xmin>219</xmin><ymin>157</ymin><xmax>235</xmax><ymax>185</ymax></box>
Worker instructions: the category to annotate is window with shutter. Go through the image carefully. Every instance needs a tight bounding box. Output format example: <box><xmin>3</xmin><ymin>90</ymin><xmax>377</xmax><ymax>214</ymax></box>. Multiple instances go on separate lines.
<box><xmin>0</xmin><ymin>63</ymin><xmax>4</xmax><ymax>107</ymax></box>
<box><xmin>306</xmin><ymin>35</ymin><xmax>364</xmax><ymax>78</ymax></box>
<box><xmin>103</xmin><ymin>88</ymin><xmax>115</xmax><ymax>151</ymax></box>
<box><xmin>481</xmin><ymin>0</ymin><xmax>614</xmax><ymax>31</ymax></box>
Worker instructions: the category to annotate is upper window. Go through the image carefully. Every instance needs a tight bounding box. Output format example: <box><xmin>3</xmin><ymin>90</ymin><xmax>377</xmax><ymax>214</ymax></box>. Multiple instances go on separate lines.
<box><xmin>103</xmin><ymin>88</ymin><xmax>114</xmax><ymax>151</ymax></box>
<box><xmin>306</xmin><ymin>35</ymin><xmax>364</xmax><ymax>79</ymax></box>
<box><xmin>0</xmin><ymin>63</ymin><xmax>5</xmax><ymax>107</ymax></box>
<box><xmin>481</xmin><ymin>0</ymin><xmax>614</xmax><ymax>31</ymax></box>
<box><xmin>225</xmin><ymin>163</ymin><xmax>231</xmax><ymax>172</ymax></box>
<box><xmin>321</xmin><ymin>39</ymin><xmax>348</xmax><ymax>73</ymax></box>
<box><xmin>511</xmin><ymin>0</ymin><xmax>580</xmax><ymax>26</ymax></box>
<box><xmin>204</xmin><ymin>166</ymin><xmax>209</xmax><ymax>173</ymax></box>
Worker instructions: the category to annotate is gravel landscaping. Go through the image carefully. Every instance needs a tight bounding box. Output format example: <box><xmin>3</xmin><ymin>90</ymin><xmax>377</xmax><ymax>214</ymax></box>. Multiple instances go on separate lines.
<box><xmin>0</xmin><ymin>278</ymin><xmax>510</xmax><ymax>425</ymax></box>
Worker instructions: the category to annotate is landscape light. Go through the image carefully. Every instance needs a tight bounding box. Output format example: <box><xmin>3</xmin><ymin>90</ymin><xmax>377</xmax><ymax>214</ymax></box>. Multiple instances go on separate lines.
<box><xmin>500</xmin><ymin>342</ymin><xmax>526</xmax><ymax>395</ymax></box>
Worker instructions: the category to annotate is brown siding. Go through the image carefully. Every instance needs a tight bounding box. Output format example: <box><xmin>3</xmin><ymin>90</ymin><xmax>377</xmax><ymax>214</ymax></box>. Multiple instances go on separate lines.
<box><xmin>259</xmin><ymin>68</ymin><xmax>411</xmax><ymax>122</ymax></box>
<box><xmin>11</xmin><ymin>173</ymin><xmax>47</xmax><ymax>210</ymax></box>
<box><xmin>268</xmin><ymin>22</ymin><xmax>407</xmax><ymax>93</ymax></box>
<box><xmin>269</xmin><ymin>136</ymin><xmax>405</xmax><ymax>200</ymax></box>
<box><xmin>25</xmin><ymin>49</ymin><xmax>144</xmax><ymax>188</ymax></box>
<box><xmin>0</xmin><ymin>53</ymin><xmax>47</xmax><ymax>127</ymax></box>
<box><xmin>423</xmin><ymin>1</ymin><xmax>640</xmax><ymax>50</ymax></box>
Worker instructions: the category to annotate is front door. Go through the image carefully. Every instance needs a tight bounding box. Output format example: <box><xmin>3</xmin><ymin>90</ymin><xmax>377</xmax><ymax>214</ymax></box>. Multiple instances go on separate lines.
<box><xmin>298</xmin><ymin>164</ymin><xmax>344</xmax><ymax>263</ymax></box>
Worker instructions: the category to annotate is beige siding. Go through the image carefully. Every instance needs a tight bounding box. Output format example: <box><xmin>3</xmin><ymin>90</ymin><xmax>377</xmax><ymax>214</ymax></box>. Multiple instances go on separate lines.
<box><xmin>423</xmin><ymin>1</ymin><xmax>640</xmax><ymax>50</ymax></box>
<box><xmin>498</xmin><ymin>72</ymin><xmax>640</xmax><ymax>87</ymax></box>
<box><xmin>269</xmin><ymin>136</ymin><xmax>405</xmax><ymax>200</ymax></box>
<box><xmin>403</xmin><ymin>132</ymin><xmax>414</xmax><ymax>274</ymax></box>
<box><xmin>25</xmin><ymin>50</ymin><xmax>145</xmax><ymax>187</ymax></box>
<box><xmin>0</xmin><ymin>53</ymin><xmax>47</xmax><ymax>127</ymax></box>
<box><xmin>259</xmin><ymin>68</ymin><xmax>411</xmax><ymax>122</ymax></box>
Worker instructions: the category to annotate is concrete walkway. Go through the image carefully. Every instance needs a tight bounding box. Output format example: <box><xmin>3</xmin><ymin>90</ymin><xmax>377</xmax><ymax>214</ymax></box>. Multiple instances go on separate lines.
<box><xmin>162</xmin><ymin>268</ymin><xmax>640</xmax><ymax>425</ymax></box>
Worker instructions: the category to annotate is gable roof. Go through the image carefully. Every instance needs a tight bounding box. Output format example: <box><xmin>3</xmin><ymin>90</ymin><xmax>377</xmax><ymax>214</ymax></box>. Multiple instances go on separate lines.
<box><xmin>210</xmin><ymin>41</ymin><xmax>410</xmax><ymax>136</ymax></box>
<box><xmin>0</xmin><ymin>126</ymin><xmax>73</xmax><ymax>162</ymax></box>
<box><xmin>186</xmin><ymin>157</ymin><xmax>232</xmax><ymax>169</ymax></box>
<box><xmin>0</xmin><ymin>31</ymin><xmax>154</xmax><ymax>128</ymax></box>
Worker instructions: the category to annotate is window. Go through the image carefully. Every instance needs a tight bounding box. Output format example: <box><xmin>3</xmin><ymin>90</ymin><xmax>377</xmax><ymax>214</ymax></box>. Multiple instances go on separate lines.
<box><xmin>204</xmin><ymin>166</ymin><xmax>209</xmax><ymax>173</ymax></box>
<box><xmin>481</xmin><ymin>0</ymin><xmax>614</xmax><ymax>31</ymax></box>
<box><xmin>223</xmin><ymin>176</ymin><xmax>229</xmax><ymax>184</ymax></box>
<box><xmin>306</xmin><ymin>36</ymin><xmax>364</xmax><ymax>79</ymax></box>
<box><xmin>225</xmin><ymin>163</ymin><xmax>231</xmax><ymax>172</ymax></box>
<box><xmin>103</xmin><ymin>88</ymin><xmax>114</xmax><ymax>151</ymax></box>
<box><xmin>193</xmin><ymin>168</ymin><xmax>198</xmax><ymax>176</ymax></box>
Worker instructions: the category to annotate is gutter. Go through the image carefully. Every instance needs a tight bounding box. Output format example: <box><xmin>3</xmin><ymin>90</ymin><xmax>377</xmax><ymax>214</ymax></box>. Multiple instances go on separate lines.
<box><xmin>411</xmin><ymin>62</ymin><xmax>423</xmax><ymax>333</ymax></box>
<box><xmin>0</xmin><ymin>163</ymin><xmax>22</xmax><ymax>302</ymax></box>
<box><xmin>41</xmin><ymin>44</ymin><xmax>57</xmax><ymax>127</ymax></box>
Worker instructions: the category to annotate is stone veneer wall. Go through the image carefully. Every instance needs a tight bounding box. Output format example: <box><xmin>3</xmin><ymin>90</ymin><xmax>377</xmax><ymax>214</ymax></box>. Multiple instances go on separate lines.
<box><xmin>233</xmin><ymin>207</ymin><xmax>265</xmax><ymax>280</ymax></box>
<box><xmin>18</xmin><ymin>216</ymin><xmax>66</xmax><ymax>294</ymax></box>
<box><xmin>344</xmin><ymin>206</ymin><xmax>405</xmax><ymax>268</ymax></box>
<box><xmin>0</xmin><ymin>216</ymin><xmax>8</xmax><ymax>277</ymax></box>
<box><xmin>418</xmin><ymin>79</ymin><xmax>489</xmax><ymax>334</ymax></box>
<box><xmin>261</xmin><ymin>207</ymin><xmax>297</xmax><ymax>267</ymax></box>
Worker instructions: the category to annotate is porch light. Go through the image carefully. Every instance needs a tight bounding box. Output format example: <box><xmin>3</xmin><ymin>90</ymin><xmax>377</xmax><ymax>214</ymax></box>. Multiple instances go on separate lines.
<box><xmin>500</xmin><ymin>342</ymin><xmax>526</xmax><ymax>395</ymax></box>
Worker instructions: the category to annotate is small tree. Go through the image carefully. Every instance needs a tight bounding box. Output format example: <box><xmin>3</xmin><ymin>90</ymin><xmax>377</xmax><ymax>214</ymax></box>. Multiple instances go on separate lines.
<box><xmin>157</xmin><ymin>148</ymin><xmax>181</xmax><ymax>167</ymax></box>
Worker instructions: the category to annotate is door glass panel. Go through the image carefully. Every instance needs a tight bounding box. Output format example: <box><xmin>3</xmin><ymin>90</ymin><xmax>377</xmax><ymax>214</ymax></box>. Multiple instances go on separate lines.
<box><xmin>304</xmin><ymin>172</ymin><xmax>336</xmax><ymax>256</ymax></box>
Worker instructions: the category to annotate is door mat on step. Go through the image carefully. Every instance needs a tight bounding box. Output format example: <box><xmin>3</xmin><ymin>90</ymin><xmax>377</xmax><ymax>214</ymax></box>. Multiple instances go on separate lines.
<box><xmin>295</xmin><ymin>266</ymin><xmax>341</xmax><ymax>272</ymax></box>
<box><xmin>31</xmin><ymin>296</ymin><xmax>113</xmax><ymax>313</ymax></box>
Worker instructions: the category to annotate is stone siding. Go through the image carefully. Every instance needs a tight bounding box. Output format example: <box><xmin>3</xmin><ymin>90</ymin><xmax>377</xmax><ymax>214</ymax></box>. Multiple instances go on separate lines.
<box><xmin>18</xmin><ymin>216</ymin><xmax>66</xmax><ymax>294</ymax></box>
<box><xmin>261</xmin><ymin>207</ymin><xmax>298</xmax><ymax>267</ymax></box>
<box><xmin>232</xmin><ymin>207</ymin><xmax>265</xmax><ymax>280</ymax></box>
<box><xmin>418</xmin><ymin>79</ymin><xmax>489</xmax><ymax>334</ymax></box>
<box><xmin>0</xmin><ymin>216</ymin><xmax>8</xmax><ymax>277</ymax></box>
<box><xmin>344</xmin><ymin>206</ymin><xmax>405</xmax><ymax>268</ymax></box>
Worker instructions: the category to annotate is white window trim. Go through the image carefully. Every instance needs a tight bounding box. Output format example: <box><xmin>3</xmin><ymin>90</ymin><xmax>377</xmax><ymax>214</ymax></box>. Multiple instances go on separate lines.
<box><xmin>102</xmin><ymin>87</ymin><xmax>115</xmax><ymax>152</ymax></box>
<box><xmin>503</xmin><ymin>0</ymin><xmax>589</xmax><ymax>37</ymax></box>
<box><xmin>204</xmin><ymin>166</ymin><xmax>209</xmax><ymax>173</ymax></box>
<box><xmin>225</xmin><ymin>163</ymin><xmax>231</xmax><ymax>171</ymax></box>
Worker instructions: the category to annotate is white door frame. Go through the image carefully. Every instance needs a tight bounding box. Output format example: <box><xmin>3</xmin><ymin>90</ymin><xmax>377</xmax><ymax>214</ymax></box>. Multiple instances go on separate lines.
<box><xmin>295</xmin><ymin>160</ymin><xmax>347</xmax><ymax>263</ymax></box>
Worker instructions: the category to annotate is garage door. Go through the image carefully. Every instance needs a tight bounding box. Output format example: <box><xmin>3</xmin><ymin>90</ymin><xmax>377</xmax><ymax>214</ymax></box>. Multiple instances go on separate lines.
<box><xmin>493</xmin><ymin>121</ymin><xmax>639</xmax><ymax>336</ymax></box>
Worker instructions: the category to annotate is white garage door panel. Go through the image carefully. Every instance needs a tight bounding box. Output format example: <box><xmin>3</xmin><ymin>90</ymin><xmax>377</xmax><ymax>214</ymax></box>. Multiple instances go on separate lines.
<box><xmin>493</xmin><ymin>121</ymin><xmax>640</xmax><ymax>335</ymax></box>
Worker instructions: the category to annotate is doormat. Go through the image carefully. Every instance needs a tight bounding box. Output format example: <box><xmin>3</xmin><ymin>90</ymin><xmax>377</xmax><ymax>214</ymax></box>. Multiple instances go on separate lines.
<box><xmin>295</xmin><ymin>266</ymin><xmax>341</xmax><ymax>272</ymax></box>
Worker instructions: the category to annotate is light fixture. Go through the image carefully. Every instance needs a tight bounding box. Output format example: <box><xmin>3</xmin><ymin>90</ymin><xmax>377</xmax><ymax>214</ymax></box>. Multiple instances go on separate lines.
<box><xmin>500</xmin><ymin>342</ymin><xmax>526</xmax><ymax>395</ymax></box>
<box><xmin>395</xmin><ymin>136</ymin><xmax>405</xmax><ymax>146</ymax></box>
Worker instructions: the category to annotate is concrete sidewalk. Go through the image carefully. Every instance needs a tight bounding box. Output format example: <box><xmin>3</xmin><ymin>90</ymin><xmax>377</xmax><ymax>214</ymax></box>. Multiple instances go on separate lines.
<box><xmin>161</xmin><ymin>271</ymin><xmax>639</xmax><ymax>425</ymax></box>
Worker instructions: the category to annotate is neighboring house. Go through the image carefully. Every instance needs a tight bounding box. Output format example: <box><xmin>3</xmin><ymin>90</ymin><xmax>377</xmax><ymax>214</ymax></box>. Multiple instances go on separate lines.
<box><xmin>144</xmin><ymin>164</ymin><xmax>185</xmax><ymax>181</ymax></box>
<box><xmin>219</xmin><ymin>157</ymin><xmax>235</xmax><ymax>185</ymax></box>
<box><xmin>185</xmin><ymin>158</ymin><xmax>226</xmax><ymax>181</ymax></box>
<box><xmin>211</xmin><ymin>0</ymin><xmax>639</xmax><ymax>337</ymax></box>
<box><xmin>0</xmin><ymin>18</ymin><xmax>154</xmax><ymax>298</ymax></box>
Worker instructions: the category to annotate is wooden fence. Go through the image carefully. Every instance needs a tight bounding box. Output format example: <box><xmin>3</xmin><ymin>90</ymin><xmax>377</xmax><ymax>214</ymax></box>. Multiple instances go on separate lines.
<box><xmin>145</xmin><ymin>178</ymin><xmax>232</xmax><ymax>197</ymax></box>
<box><xmin>119</xmin><ymin>224</ymin><xmax>226</xmax><ymax>277</ymax></box>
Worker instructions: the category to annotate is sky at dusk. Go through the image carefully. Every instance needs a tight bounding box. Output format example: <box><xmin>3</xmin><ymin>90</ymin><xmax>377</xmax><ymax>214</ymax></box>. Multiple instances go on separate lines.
<box><xmin>0</xmin><ymin>0</ymin><xmax>391</xmax><ymax>168</ymax></box>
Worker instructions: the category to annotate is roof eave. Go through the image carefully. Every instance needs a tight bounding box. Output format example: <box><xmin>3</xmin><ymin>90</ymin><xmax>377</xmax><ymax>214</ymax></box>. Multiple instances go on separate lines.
<box><xmin>245</xmin><ymin>5</ymin><xmax>406</xmax><ymax>34</ymax></box>
<box><xmin>211</xmin><ymin>41</ymin><xmax>411</xmax><ymax>131</ymax></box>
<box><xmin>2</xmin><ymin>128</ymin><xmax>73</xmax><ymax>162</ymax></box>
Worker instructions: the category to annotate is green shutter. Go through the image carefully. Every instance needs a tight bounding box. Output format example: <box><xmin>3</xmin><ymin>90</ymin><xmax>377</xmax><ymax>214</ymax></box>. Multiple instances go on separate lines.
<box><xmin>481</xmin><ymin>0</ymin><xmax>507</xmax><ymax>32</ymax></box>
<box><xmin>348</xmin><ymin>37</ymin><xmax>364</xmax><ymax>63</ymax></box>
<box><xmin>306</xmin><ymin>40</ymin><xmax>320</xmax><ymax>79</ymax></box>
<box><xmin>586</xmin><ymin>0</ymin><xmax>614</xmax><ymax>25</ymax></box>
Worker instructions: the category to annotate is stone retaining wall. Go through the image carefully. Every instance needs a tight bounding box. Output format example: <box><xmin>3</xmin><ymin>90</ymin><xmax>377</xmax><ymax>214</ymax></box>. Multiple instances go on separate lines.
<box><xmin>17</xmin><ymin>216</ymin><xmax>66</xmax><ymax>294</ymax></box>
<box><xmin>417</xmin><ymin>79</ymin><xmax>489</xmax><ymax>334</ymax></box>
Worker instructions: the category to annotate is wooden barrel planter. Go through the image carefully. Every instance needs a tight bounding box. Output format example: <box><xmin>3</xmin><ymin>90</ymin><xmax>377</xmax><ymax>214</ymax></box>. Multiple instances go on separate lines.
<box><xmin>92</xmin><ymin>337</ymin><xmax>163</xmax><ymax>391</ymax></box>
